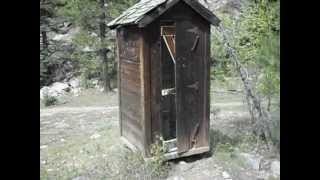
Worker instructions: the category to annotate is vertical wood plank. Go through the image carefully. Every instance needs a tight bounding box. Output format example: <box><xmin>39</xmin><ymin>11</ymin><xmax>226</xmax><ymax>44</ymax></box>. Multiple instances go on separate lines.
<box><xmin>139</xmin><ymin>29</ymin><xmax>147</xmax><ymax>155</ymax></box>
<box><xmin>206</xmin><ymin>24</ymin><xmax>211</xmax><ymax>147</ymax></box>
<box><xmin>150</xmin><ymin>22</ymin><xmax>162</xmax><ymax>143</ymax></box>
<box><xmin>118</xmin><ymin>26</ymin><xmax>144</xmax><ymax>152</ymax></box>
<box><xmin>116</xmin><ymin>29</ymin><xmax>122</xmax><ymax>136</ymax></box>
<box><xmin>141</xmin><ymin>29</ymin><xmax>152</xmax><ymax>156</ymax></box>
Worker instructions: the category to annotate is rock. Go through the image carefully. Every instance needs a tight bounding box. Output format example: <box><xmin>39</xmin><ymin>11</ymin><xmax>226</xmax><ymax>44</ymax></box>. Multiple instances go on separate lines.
<box><xmin>259</xmin><ymin>158</ymin><xmax>271</xmax><ymax>171</ymax></box>
<box><xmin>90</xmin><ymin>32</ymin><xmax>98</xmax><ymax>37</ymax></box>
<box><xmin>99</xmin><ymin>87</ymin><xmax>104</xmax><ymax>92</ymax></box>
<box><xmin>90</xmin><ymin>133</ymin><xmax>101</xmax><ymax>139</ymax></box>
<box><xmin>72</xmin><ymin>88</ymin><xmax>81</xmax><ymax>96</ymax></box>
<box><xmin>63</xmin><ymin>22</ymin><xmax>72</xmax><ymax>28</ymax></box>
<box><xmin>68</xmin><ymin>78</ymin><xmax>82</xmax><ymax>96</ymax></box>
<box><xmin>51</xmin><ymin>82</ymin><xmax>69</xmax><ymax>92</ymax></box>
<box><xmin>270</xmin><ymin>160</ymin><xmax>280</xmax><ymax>176</ymax></box>
<box><xmin>68</xmin><ymin>78</ymin><xmax>80</xmax><ymax>88</ymax></box>
<box><xmin>40</xmin><ymin>82</ymin><xmax>69</xmax><ymax>99</ymax></box>
<box><xmin>198</xmin><ymin>0</ymin><xmax>241</xmax><ymax>17</ymax></box>
<box><xmin>166</xmin><ymin>176</ymin><xmax>185</xmax><ymax>180</ymax></box>
<box><xmin>222</xmin><ymin>171</ymin><xmax>231</xmax><ymax>179</ymax></box>
<box><xmin>82</xmin><ymin>46</ymin><xmax>95</xmax><ymax>52</ymax></box>
<box><xmin>52</xmin><ymin>27</ymin><xmax>80</xmax><ymax>43</ymax></box>
<box><xmin>72</xmin><ymin>176</ymin><xmax>88</xmax><ymax>180</ymax></box>
<box><xmin>40</xmin><ymin>87</ymin><xmax>51</xmax><ymax>99</ymax></box>
<box><xmin>40</xmin><ymin>145</ymin><xmax>48</xmax><ymax>149</ymax></box>
<box><xmin>40</xmin><ymin>78</ymin><xmax>83</xmax><ymax>99</ymax></box>
<box><xmin>239</xmin><ymin>153</ymin><xmax>263</xmax><ymax>170</ymax></box>
<box><xmin>92</xmin><ymin>80</ymin><xmax>99</xmax><ymax>87</ymax></box>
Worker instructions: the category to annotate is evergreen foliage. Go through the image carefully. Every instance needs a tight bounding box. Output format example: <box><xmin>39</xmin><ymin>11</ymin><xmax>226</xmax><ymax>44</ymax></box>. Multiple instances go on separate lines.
<box><xmin>211</xmin><ymin>0</ymin><xmax>280</xmax><ymax>103</ymax></box>
<box><xmin>40</xmin><ymin>0</ymin><xmax>138</xmax><ymax>88</ymax></box>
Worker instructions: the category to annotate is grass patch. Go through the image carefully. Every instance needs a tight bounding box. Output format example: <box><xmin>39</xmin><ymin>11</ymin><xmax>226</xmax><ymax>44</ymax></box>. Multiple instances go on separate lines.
<box><xmin>268</xmin><ymin>175</ymin><xmax>280</xmax><ymax>180</ymax></box>
<box><xmin>210</xmin><ymin>129</ymin><xmax>260</xmax><ymax>170</ymax></box>
<box><xmin>105</xmin><ymin>143</ymin><xmax>169</xmax><ymax>180</ymax></box>
<box><xmin>41</xmin><ymin>131</ymin><xmax>169</xmax><ymax>179</ymax></box>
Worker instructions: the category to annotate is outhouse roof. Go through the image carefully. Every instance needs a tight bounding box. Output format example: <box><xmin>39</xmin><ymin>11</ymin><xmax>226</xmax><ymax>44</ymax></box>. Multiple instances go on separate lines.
<box><xmin>107</xmin><ymin>0</ymin><xmax>220</xmax><ymax>29</ymax></box>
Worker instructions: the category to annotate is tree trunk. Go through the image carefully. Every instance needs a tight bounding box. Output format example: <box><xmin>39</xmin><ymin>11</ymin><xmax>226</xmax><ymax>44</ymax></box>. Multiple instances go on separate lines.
<box><xmin>113</xmin><ymin>40</ymin><xmax>117</xmax><ymax>85</ymax></box>
<box><xmin>41</xmin><ymin>31</ymin><xmax>48</xmax><ymax>49</ymax></box>
<box><xmin>267</xmin><ymin>95</ymin><xmax>271</xmax><ymax>112</ymax></box>
<box><xmin>217</xmin><ymin>24</ymin><xmax>274</xmax><ymax>151</ymax></box>
<box><xmin>99</xmin><ymin>0</ymin><xmax>111</xmax><ymax>92</ymax></box>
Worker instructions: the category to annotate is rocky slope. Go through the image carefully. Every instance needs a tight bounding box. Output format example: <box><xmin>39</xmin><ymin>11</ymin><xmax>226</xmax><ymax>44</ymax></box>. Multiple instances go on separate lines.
<box><xmin>198</xmin><ymin>0</ymin><xmax>242</xmax><ymax>16</ymax></box>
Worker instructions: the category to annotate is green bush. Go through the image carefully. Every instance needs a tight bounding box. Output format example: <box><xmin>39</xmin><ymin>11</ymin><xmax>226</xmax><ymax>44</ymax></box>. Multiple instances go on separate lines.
<box><xmin>148</xmin><ymin>142</ymin><xmax>168</xmax><ymax>178</ymax></box>
<box><xmin>215</xmin><ymin>142</ymin><xmax>234</xmax><ymax>153</ymax></box>
<box><xmin>43</xmin><ymin>95</ymin><xmax>59</xmax><ymax>107</ymax></box>
<box><xmin>116</xmin><ymin>146</ymin><xmax>169</xmax><ymax>180</ymax></box>
<box><xmin>238</xmin><ymin>133</ymin><xmax>258</xmax><ymax>151</ymax></box>
<box><xmin>80</xmin><ymin>74</ymin><xmax>96</xmax><ymax>89</ymax></box>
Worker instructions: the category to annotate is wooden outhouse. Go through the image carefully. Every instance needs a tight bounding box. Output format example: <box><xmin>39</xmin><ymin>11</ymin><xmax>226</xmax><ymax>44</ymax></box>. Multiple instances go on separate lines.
<box><xmin>107</xmin><ymin>0</ymin><xmax>220</xmax><ymax>159</ymax></box>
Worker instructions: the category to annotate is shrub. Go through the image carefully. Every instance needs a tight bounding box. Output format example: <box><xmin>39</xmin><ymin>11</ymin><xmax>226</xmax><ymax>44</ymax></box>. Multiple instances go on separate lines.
<box><xmin>148</xmin><ymin>142</ymin><xmax>168</xmax><ymax>178</ymax></box>
<box><xmin>215</xmin><ymin>142</ymin><xmax>234</xmax><ymax>154</ymax></box>
<box><xmin>115</xmin><ymin>142</ymin><xmax>169</xmax><ymax>180</ymax></box>
<box><xmin>80</xmin><ymin>74</ymin><xmax>96</xmax><ymax>89</ymax></box>
<box><xmin>43</xmin><ymin>94</ymin><xmax>59</xmax><ymax>107</ymax></box>
<box><xmin>239</xmin><ymin>133</ymin><xmax>258</xmax><ymax>151</ymax></box>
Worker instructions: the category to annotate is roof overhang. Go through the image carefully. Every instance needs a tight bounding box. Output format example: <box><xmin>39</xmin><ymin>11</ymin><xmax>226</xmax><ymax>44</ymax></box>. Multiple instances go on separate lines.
<box><xmin>107</xmin><ymin>0</ymin><xmax>220</xmax><ymax>30</ymax></box>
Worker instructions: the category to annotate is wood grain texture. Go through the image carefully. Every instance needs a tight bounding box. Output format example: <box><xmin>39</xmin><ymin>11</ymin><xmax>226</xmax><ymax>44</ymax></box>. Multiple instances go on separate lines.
<box><xmin>116</xmin><ymin>30</ymin><xmax>122</xmax><ymax>136</ymax></box>
<box><xmin>116</xmin><ymin>1</ymin><xmax>211</xmax><ymax>158</ymax></box>
<box><xmin>141</xmin><ymin>29</ymin><xmax>152</xmax><ymax>156</ymax></box>
<box><xmin>160</xmin><ymin>2</ymin><xmax>209</xmax><ymax>153</ymax></box>
<box><xmin>148</xmin><ymin>21</ymin><xmax>162</xmax><ymax>144</ymax></box>
<box><xmin>118</xmin><ymin>26</ymin><xmax>144</xmax><ymax>152</ymax></box>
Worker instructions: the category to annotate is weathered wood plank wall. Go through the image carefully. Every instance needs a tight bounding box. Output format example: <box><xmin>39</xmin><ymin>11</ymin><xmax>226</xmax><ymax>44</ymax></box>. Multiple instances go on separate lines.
<box><xmin>117</xmin><ymin>26</ymin><xmax>144</xmax><ymax>151</ymax></box>
<box><xmin>145</xmin><ymin>1</ymin><xmax>211</xmax><ymax>152</ymax></box>
<box><xmin>116</xmin><ymin>1</ymin><xmax>212</xmax><ymax>156</ymax></box>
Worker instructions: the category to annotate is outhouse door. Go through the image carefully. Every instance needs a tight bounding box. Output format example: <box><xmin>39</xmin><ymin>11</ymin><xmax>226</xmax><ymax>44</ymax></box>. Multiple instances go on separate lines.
<box><xmin>175</xmin><ymin>20</ymin><xmax>202</xmax><ymax>153</ymax></box>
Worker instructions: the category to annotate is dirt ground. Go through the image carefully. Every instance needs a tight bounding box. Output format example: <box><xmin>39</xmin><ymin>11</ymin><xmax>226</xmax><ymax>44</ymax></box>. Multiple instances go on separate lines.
<box><xmin>40</xmin><ymin>84</ymin><xmax>280</xmax><ymax>180</ymax></box>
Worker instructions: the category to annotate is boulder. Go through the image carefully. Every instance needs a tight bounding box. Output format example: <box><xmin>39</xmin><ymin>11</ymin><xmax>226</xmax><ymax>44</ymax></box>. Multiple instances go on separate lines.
<box><xmin>166</xmin><ymin>176</ymin><xmax>185</xmax><ymax>180</ymax></box>
<box><xmin>270</xmin><ymin>160</ymin><xmax>280</xmax><ymax>176</ymax></box>
<box><xmin>40</xmin><ymin>82</ymin><xmax>69</xmax><ymax>99</ymax></box>
<box><xmin>72</xmin><ymin>176</ymin><xmax>89</xmax><ymax>180</ymax></box>
<box><xmin>81</xmin><ymin>46</ymin><xmax>95</xmax><ymax>52</ymax></box>
<box><xmin>52</xmin><ymin>27</ymin><xmax>80</xmax><ymax>43</ymax></box>
<box><xmin>40</xmin><ymin>87</ymin><xmax>51</xmax><ymax>99</ymax></box>
<box><xmin>239</xmin><ymin>153</ymin><xmax>263</xmax><ymax>170</ymax></box>
<box><xmin>68</xmin><ymin>78</ymin><xmax>80</xmax><ymax>89</ymax></box>
<box><xmin>51</xmin><ymin>82</ymin><xmax>69</xmax><ymax>92</ymax></box>
<box><xmin>71</xmin><ymin>88</ymin><xmax>81</xmax><ymax>97</ymax></box>
<box><xmin>222</xmin><ymin>171</ymin><xmax>231</xmax><ymax>179</ymax></box>
<box><xmin>67</xmin><ymin>78</ymin><xmax>81</xmax><ymax>96</ymax></box>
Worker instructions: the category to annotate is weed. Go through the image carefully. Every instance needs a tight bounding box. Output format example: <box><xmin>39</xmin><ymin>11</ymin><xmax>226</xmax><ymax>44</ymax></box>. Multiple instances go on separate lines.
<box><xmin>268</xmin><ymin>175</ymin><xmax>280</xmax><ymax>180</ymax></box>
<box><xmin>40</xmin><ymin>167</ymin><xmax>49</xmax><ymax>180</ymax></box>
<box><xmin>215</xmin><ymin>142</ymin><xmax>234</xmax><ymax>153</ymax></box>
<box><xmin>43</xmin><ymin>94</ymin><xmax>59</xmax><ymax>107</ymax></box>
<box><xmin>148</xmin><ymin>142</ymin><xmax>169</xmax><ymax>178</ymax></box>
<box><xmin>80</xmin><ymin>75</ymin><xmax>97</xmax><ymax>89</ymax></box>
<box><xmin>239</xmin><ymin>133</ymin><xmax>258</xmax><ymax>151</ymax></box>
<box><xmin>113</xmin><ymin>138</ymin><xmax>169</xmax><ymax>180</ymax></box>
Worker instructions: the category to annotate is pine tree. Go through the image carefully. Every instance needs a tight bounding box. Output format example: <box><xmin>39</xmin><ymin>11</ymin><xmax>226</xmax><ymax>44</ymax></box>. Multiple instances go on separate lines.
<box><xmin>60</xmin><ymin>0</ymin><xmax>138</xmax><ymax>91</ymax></box>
